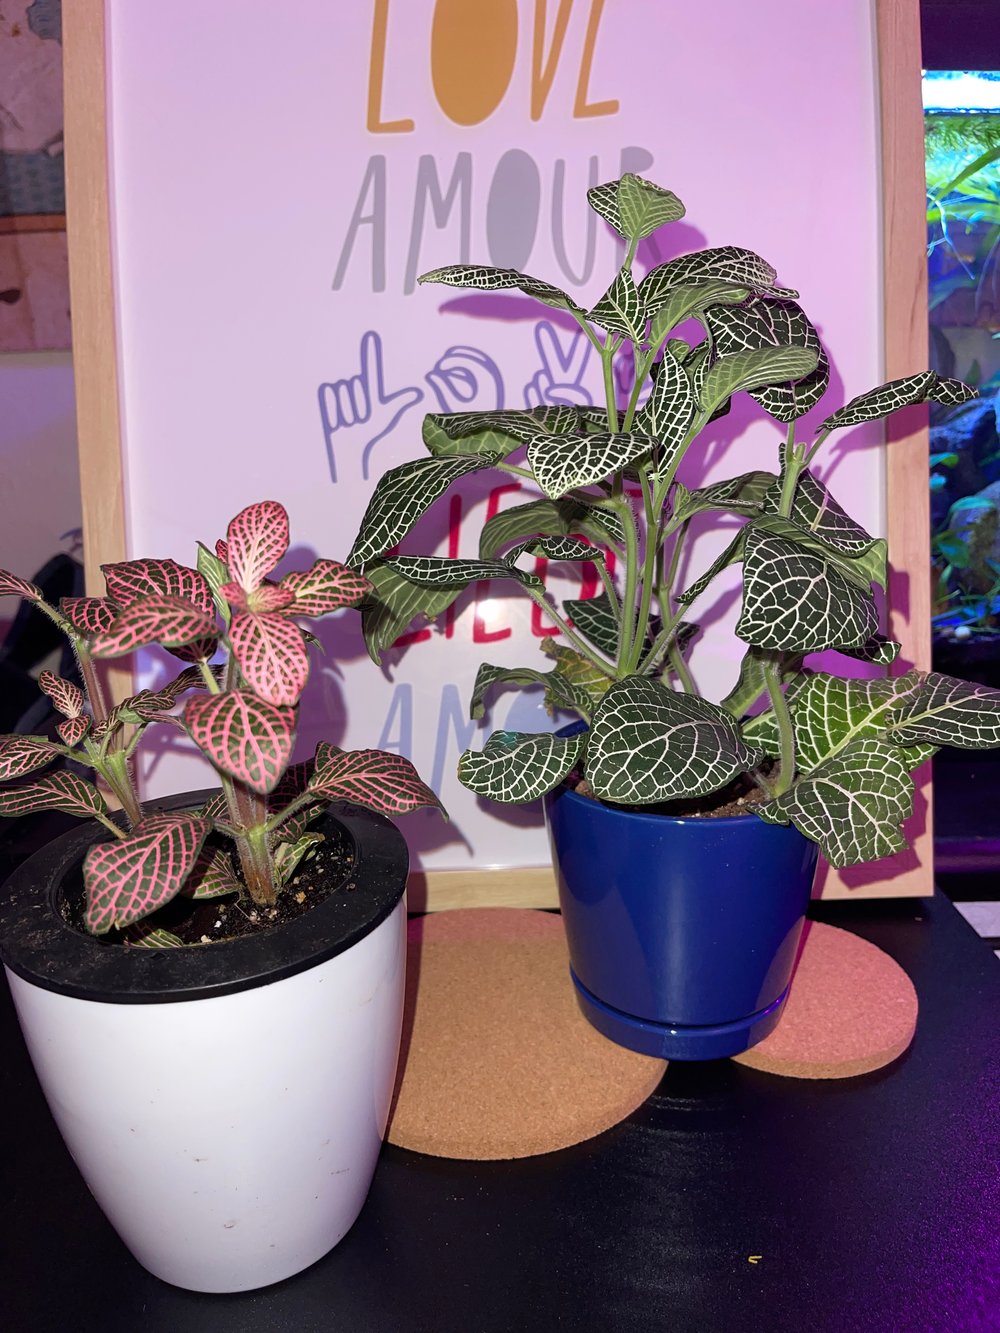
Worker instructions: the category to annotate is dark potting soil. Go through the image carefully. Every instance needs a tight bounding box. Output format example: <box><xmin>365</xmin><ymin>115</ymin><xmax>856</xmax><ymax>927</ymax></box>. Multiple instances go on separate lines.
<box><xmin>571</xmin><ymin>765</ymin><xmax>777</xmax><ymax>819</ymax></box>
<box><xmin>60</xmin><ymin>824</ymin><xmax>356</xmax><ymax>950</ymax></box>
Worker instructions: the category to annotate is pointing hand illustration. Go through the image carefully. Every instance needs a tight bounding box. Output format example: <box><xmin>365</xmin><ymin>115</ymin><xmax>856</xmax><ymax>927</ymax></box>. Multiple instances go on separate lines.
<box><xmin>523</xmin><ymin>321</ymin><xmax>594</xmax><ymax>409</ymax></box>
<box><xmin>318</xmin><ymin>330</ymin><xmax>423</xmax><ymax>482</ymax></box>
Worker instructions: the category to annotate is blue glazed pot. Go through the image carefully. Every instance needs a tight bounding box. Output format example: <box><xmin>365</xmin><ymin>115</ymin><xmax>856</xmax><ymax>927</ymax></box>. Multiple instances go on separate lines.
<box><xmin>544</xmin><ymin>762</ymin><xmax>818</xmax><ymax>1061</ymax></box>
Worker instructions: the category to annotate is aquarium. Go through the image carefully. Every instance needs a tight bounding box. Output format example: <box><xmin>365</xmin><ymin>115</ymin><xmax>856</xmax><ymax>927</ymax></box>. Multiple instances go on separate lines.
<box><xmin>925</xmin><ymin>70</ymin><xmax>1000</xmax><ymax>682</ymax></box>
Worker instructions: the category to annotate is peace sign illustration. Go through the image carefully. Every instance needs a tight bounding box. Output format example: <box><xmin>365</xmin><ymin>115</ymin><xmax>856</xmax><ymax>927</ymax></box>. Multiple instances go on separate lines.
<box><xmin>523</xmin><ymin>321</ymin><xmax>594</xmax><ymax>408</ymax></box>
<box><xmin>318</xmin><ymin>330</ymin><xmax>424</xmax><ymax>482</ymax></box>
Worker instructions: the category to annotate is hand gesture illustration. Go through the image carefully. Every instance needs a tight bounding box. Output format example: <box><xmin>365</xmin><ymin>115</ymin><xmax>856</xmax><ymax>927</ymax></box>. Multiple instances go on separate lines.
<box><xmin>425</xmin><ymin>345</ymin><xmax>504</xmax><ymax>413</ymax></box>
<box><xmin>523</xmin><ymin>321</ymin><xmax>594</xmax><ymax>408</ymax></box>
<box><xmin>317</xmin><ymin>330</ymin><xmax>423</xmax><ymax>481</ymax></box>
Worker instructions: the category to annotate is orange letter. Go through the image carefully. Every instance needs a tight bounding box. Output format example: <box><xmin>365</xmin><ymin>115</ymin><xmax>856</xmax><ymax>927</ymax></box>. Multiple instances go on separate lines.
<box><xmin>573</xmin><ymin>0</ymin><xmax>618</xmax><ymax>119</ymax></box>
<box><xmin>530</xmin><ymin>0</ymin><xmax>574</xmax><ymax>122</ymax></box>
<box><xmin>367</xmin><ymin>0</ymin><xmax>415</xmax><ymax>133</ymax></box>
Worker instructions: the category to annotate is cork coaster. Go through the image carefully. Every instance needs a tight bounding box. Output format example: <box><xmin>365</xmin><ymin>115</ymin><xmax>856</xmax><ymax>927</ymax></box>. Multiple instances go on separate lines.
<box><xmin>732</xmin><ymin>921</ymin><xmax>918</xmax><ymax>1079</ymax></box>
<box><xmin>387</xmin><ymin>908</ymin><xmax>667</xmax><ymax>1160</ymax></box>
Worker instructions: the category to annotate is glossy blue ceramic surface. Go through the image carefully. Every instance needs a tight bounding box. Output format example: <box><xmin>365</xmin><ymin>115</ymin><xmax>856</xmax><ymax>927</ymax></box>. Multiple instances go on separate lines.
<box><xmin>544</xmin><ymin>777</ymin><xmax>819</xmax><ymax>1060</ymax></box>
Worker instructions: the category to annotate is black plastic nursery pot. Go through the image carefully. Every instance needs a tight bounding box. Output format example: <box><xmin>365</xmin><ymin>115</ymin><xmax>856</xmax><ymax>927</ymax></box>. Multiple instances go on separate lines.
<box><xmin>0</xmin><ymin>793</ymin><xmax>408</xmax><ymax>1002</ymax></box>
<box><xmin>544</xmin><ymin>779</ymin><xmax>819</xmax><ymax>1062</ymax></box>
<box><xmin>0</xmin><ymin>794</ymin><xmax>410</xmax><ymax>1294</ymax></box>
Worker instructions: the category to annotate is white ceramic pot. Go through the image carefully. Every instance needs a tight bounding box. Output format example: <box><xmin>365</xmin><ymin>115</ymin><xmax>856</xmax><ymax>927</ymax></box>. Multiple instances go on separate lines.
<box><xmin>0</xmin><ymin>800</ymin><xmax>407</xmax><ymax>1293</ymax></box>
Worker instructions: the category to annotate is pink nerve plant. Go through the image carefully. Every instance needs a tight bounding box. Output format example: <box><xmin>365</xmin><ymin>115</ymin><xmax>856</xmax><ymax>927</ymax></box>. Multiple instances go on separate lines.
<box><xmin>0</xmin><ymin>502</ymin><xmax>442</xmax><ymax>941</ymax></box>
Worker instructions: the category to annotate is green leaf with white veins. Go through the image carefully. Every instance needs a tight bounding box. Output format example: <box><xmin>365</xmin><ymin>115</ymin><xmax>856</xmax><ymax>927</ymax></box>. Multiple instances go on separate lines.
<box><xmin>617</xmin><ymin>174</ymin><xmax>685</xmax><ymax>239</ymax></box>
<box><xmin>633</xmin><ymin>349</ymin><xmax>696</xmax><ymax>457</ymax></box>
<box><xmin>360</xmin><ymin>560</ymin><xmax>462</xmax><ymax>662</ymax></box>
<box><xmin>506</xmin><ymin>535</ymin><xmax>600</xmax><ymax>564</ymax></box>
<box><xmin>668</xmin><ymin>470</ymin><xmax>775</xmax><ymax>533</ymax></box>
<box><xmin>840</xmin><ymin>635</ymin><xmax>900</xmax><ymax>667</ymax></box>
<box><xmin>817</xmin><ymin>372</ymin><xmax>975</xmax><ymax>434</ymax></box>
<box><xmin>757</xmin><ymin>738</ymin><xmax>915</xmax><ymax>867</ymax></box>
<box><xmin>745</xmin><ymin>673</ymin><xmax>919</xmax><ymax>773</ymax></box>
<box><xmin>468</xmin><ymin>662</ymin><xmax>594</xmax><ymax>721</ymax></box>
<box><xmin>761</xmin><ymin>468</ymin><xmax>879</xmax><ymax>560</ymax></box>
<box><xmin>539</xmin><ymin>640</ymin><xmax>615</xmax><ymax>705</ymax></box>
<box><xmin>639</xmin><ymin>247</ymin><xmax>799</xmax><ymax>312</ymax></box>
<box><xmin>736</xmin><ymin>527</ymin><xmax>878</xmax><ymax>652</ymax></box>
<box><xmin>479</xmin><ymin>496</ymin><xmax>625</xmax><ymax>560</ymax></box>
<box><xmin>699</xmin><ymin>346</ymin><xmax>819</xmax><ymax>420</ymax></box>
<box><xmin>422</xmin><ymin>406</ymin><xmax>578</xmax><ymax>458</ymax></box>
<box><xmin>887</xmin><ymin>671</ymin><xmax>1000</xmax><ymax>749</ymax></box>
<box><xmin>587</xmin><ymin>676</ymin><xmax>764</xmax><ymax>804</ymax></box>
<box><xmin>562</xmin><ymin>592</ymin><xmax>621</xmax><ymax>657</ymax></box>
<box><xmin>459</xmin><ymin>729</ymin><xmax>584</xmax><ymax>803</ymax></box>
<box><xmin>648</xmin><ymin>280</ymin><xmax>751</xmax><ymax>341</ymax></box>
<box><xmin>348</xmin><ymin>454</ymin><xmax>498</xmax><ymax>567</ymax></box>
<box><xmin>588</xmin><ymin>267</ymin><xmax>646</xmax><ymax>342</ymax></box>
<box><xmin>677</xmin><ymin>529</ymin><xmax>747</xmax><ymax>606</ymax></box>
<box><xmin>527</xmin><ymin>431</ymin><xmax>657</xmax><ymax>499</ymax></box>
<box><xmin>706</xmin><ymin>299</ymin><xmax>830</xmax><ymax>422</ymax></box>
<box><xmin>384</xmin><ymin>555</ymin><xmax>542</xmax><ymax>590</ymax></box>
<box><xmin>752</xmin><ymin>511</ymin><xmax>888</xmax><ymax>592</ymax></box>
<box><xmin>418</xmin><ymin>265</ymin><xmax>585</xmax><ymax>316</ymax></box>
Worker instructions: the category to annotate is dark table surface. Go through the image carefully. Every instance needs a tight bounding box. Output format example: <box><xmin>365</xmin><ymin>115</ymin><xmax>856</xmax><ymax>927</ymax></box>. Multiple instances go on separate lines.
<box><xmin>2</xmin><ymin>814</ymin><xmax>999</xmax><ymax>1332</ymax></box>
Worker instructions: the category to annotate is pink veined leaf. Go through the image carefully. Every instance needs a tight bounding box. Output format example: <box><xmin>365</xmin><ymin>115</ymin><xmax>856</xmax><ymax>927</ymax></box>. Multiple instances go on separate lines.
<box><xmin>281</xmin><ymin>560</ymin><xmax>372</xmax><ymax>617</ymax></box>
<box><xmin>227</xmin><ymin>501</ymin><xmax>290</xmax><ymax>595</ymax></box>
<box><xmin>89</xmin><ymin>594</ymin><xmax>219</xmax><ymax>660</ymax></box>
<box><xmin>101</xmin><ymin>557</ymin><xmax>215</xmax><ymax>617</ymax></box>
<box><xmin>251</xmin><ymin>583</ymin><xmax>297</xmax><ymax>613</ymax></box>
<box><xmin>215</xmin><ymin>538</ymin><xmax>230</xmax><ymax>564</ymax></box>
<box><xmin>181</xmin><ymin>843</ymin><xmax>242</xmax><ymax>899</ymax></box>
<box><xmin>198</xmin><ymin>789</ymin><xmax>230</xmax><ymax>821</ymax></box>
<box><xmin>38</xmin><ymin>670</ymin><xmax>85</xmax><ymax>718</ymax></box>
<box><xmin>84</xmin><ymin>813</ymin><xmax>211</xmax><ymax>934</ymax></box>
<box><xmin>124</xmin><ymin>926</ymin><xmax>185</xmax><ymax>948</ymax></box>
<box><xmin>57</xmin><ymin>715</ymin><xmax>91</xmax><ymax>747</ymax></box>
<box><xmin>307</xmin><ymin>743</ymin><xmax>444</xmax><ymax>817</ymax></box>
<box><xmin>220</xmin><ymin>581</ymin><xmax>250</xmax><ymax>612</ymax></box>
<box><xmin>160</xmin><ymin>664</ymin><xmax>220</xmax><ymax>703</ymax></box>
<box><xmin>229</xmin><ymin>611</ymin><xmax>309</xmax><ymax>707</ymax></box>
<box><xmin>93</xmin><ymin>685</ymin><xmax>192</xmax><ymax>738</ymax></box>
<box><xmin>0</xmin><ymin>770</ymin><xmax>108</xmax><ymax>820</ymax></box>
<box><xmin>267</xmin><ymin>759</ymin><xmax>318</xmax><ymax>845</ymax></box>
<box><xmin>184</xmin><ymin>689</ymin><xmax>296</xmax><ymax>794</ymax></box>
<box><xmin>220</xmin><ymin>580</ymin><xmax>296</xmax><ymax>614</ymax></box>
<box><xmin>0</xmin><ymin>570</ymin><xmax>43</xmax><ymax>602</ymax></box>
<box><xmin>60</xmin><ymin>596</ymin><xmax>118</xmax><ymax>637</ymax></box>
<box><xmin>0</xmin><ymin>735</ymin><xmax>60</xmax><ymax>782</ymax></box>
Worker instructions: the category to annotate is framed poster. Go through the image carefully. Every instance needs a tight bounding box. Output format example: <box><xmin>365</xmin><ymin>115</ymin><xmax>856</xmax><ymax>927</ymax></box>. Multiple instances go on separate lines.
<box><xmin>64</xmin><ymin>0</ymin><xmax>931</xmax><ymax>903</ymax></box>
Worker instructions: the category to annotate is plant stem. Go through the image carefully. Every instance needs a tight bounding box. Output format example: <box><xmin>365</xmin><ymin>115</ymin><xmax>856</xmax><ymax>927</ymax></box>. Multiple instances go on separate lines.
<box><xmin>265</xmin><ymin>790</ymin><xmax>320</xmax><ymax>836</ymax></box>
<box><xmin>637</xmin><ymin>520</ymin><xmax>691</xmax><ymax>676</ymax></box>
<box><xmin>621</xmin><ymin>349</ymin><xmax>654</xmax><ymax>431</ymax></box>
<box><xmin>668</xmin><ymin>640</ymin><xmax>696</xmax><ymax>694</ymax></box>
<box><xmin>595</xmin><ymin>561</ymin><xmax>621</xmax><ymax>622</ymax></box>
<box><xmin>601</xmin><ymin>333</ymin><xmax>620</xmax><ymax>432</ymax></box>
<box><xmin>230</xmin><ymin>784</ymin><xmax>277</xmax><ymax>906</ymax></box>
<box><xmin>525</xmin><ymin>586</ymin><xmax>614</xmax><ymax>674</ymax></box>
<box><xmin>198</xmin><ymin>658</ymin><xmax>223</xmax><ymax>694</ymax></box>
<box><xmin>494</xmin><ymin>461</ymin><xmax>536</xmax><ymax>481</ymax></box>
<box><xmin>615</xmin><ymin>495</ymin><xmax>642</xmax><ymax>673</ymax></box>
<box><xmin>763</xmin><ymin>656</ymin><xmax>795</xmax><ymax>796</ymax></box>
<box><xmin>778</xmin><ymin>422</ymin><xmax>803</xmax><ymax>518</ymax></box>
<box><xmin>802</xmin><ymin>428</ymin><xmax>831</xmax><ymax>470</ymax></box>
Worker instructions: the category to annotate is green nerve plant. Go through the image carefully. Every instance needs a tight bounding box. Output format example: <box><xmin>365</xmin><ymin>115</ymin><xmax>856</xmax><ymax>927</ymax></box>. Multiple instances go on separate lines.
<box><xmin>0</xmin><ymin>501</ymin><xmax>441</xmax><ymax>942</ymax></box>
<box><xmin>347</xmin><ymin>172</ymin><xmax>1000</xmax><ymax>870</ymax></box>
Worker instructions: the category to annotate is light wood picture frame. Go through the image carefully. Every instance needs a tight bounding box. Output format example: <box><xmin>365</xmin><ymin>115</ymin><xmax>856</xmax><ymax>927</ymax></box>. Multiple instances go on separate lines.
<box><xmin>63</xmin><ymin>0</ymin><xmax>932</xmax><ymax>907</ymax></box>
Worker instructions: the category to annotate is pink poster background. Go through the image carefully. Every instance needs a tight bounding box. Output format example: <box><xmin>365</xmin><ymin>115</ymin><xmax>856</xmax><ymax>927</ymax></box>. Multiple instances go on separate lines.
<box><xmin>106</xmin><ymin>0</ymin><xmax>885</xmax><ymax>874</ymax></box>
